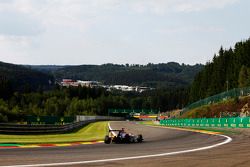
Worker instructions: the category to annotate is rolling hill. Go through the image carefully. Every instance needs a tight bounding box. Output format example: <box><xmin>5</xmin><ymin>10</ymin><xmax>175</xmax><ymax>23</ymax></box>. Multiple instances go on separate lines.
<box><xmin>31</xmin><ymin>62</ymin><xmax>203</xmax><ymax>89</ymax></box>
<box><xmin>0</xmin><ymin>61</ymin><xmax>54</xmax><ymax>95</ymax></box>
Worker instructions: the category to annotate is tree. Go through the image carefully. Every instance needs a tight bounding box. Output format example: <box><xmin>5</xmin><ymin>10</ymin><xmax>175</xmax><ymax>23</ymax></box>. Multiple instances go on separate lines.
<box><xmin>0</xmin><ymin>99</ymin><xmax>9</xmax><ymax>122</ymax></box>
<box><xmin>238</xmin><ymin>65</ymin><xmax>250</xmax><ymax>88</ymax></box>
<box><xmin>189</xmin><ymin>38</ymin><xmax>250</xmax><ymax>102</ymax></box>
<box><xmin>0</xmin><ymin>77</ymin><xmax>13</xmax><ymax>99</ymax></box>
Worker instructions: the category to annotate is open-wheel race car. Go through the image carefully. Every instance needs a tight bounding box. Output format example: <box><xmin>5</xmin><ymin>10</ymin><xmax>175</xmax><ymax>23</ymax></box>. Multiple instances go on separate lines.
<box><xmin>104</xmin><ymin>128</ymin><xmax>143</xmax><ymax>144</ymax></box>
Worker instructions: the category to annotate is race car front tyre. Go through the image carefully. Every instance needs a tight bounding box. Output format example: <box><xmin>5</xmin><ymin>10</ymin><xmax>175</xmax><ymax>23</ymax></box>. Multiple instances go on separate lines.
<box><xmin>104</xmin><ymin>135</ymin><xmax>111</xmax><ymax>144</ymax></box>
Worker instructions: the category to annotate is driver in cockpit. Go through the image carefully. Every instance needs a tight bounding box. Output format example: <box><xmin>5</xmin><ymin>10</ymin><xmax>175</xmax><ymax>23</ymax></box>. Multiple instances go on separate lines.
<box><xmin>118</xmin><ymin>128</ymin><xmax>126</xmax><ymax>138</ymax></box>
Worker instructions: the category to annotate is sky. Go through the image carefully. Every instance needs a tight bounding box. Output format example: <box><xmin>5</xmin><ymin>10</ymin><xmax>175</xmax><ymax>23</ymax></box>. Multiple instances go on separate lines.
<box><xmin>0</xmin><ymin>0</ymin><xmax>250</xmax><ymax>65</ymax></box>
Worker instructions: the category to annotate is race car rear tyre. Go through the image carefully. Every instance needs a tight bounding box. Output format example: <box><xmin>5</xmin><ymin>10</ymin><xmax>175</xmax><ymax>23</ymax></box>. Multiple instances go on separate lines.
<box><xmin>104</xmin><ymin>135</ymin><xmax>111</xmax><ymax>144</ymax></box>
<box><xmin>137</xmin><ymin>134</ymin><xmax>143</xmax><ymax>143</ymax></box>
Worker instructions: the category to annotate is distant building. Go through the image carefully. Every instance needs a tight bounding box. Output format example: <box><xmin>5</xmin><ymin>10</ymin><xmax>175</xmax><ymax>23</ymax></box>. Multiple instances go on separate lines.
<box><xmin>108</xmin><ymin>85</ymin><xmax>152</xmax><ymax>92</ymax></box>
<box><xmin>77</xmin><ymin>80</ymin><xmax>101</xmax><ymax>88</ymax></box>
<box><xmin>61</xmin><ymin>79</ymin><xmax>101</xmax><ymax>88</ymax></box>
<box><xmin>61</xmin><ymin>79</ymin><xmax>76</xmax><ymax>87</ymax></box>
<box><xmin>60</xmin><ymin>79</ymin><xmax>153</xmax><ymax>93</ymax></box>
<box><xmin>136</xmin><ymin>86</ymin><xmax>152</xmax><ymax>93</ymax></box>
<box><xmin>110</xmin><ymin>85</ymin><xmax>135</xmax><ymax>92</ymax></box>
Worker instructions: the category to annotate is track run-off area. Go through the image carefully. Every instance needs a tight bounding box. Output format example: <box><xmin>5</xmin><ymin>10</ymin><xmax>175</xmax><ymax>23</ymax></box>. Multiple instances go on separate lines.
<box><xmin>1</xmin><ymin>121</ymin><xmax>250</xmax><ymax>167</ymax></box>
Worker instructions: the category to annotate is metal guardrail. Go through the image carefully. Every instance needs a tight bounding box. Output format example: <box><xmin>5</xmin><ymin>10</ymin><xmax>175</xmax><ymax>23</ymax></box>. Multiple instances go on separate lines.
<box><xmin>0</xmin><ymin>120</ymin><xmax>94</xmax><ymax>134</ymax></box>
<box><xmin>76</xmin><ymin>115</ymin><xmax>124</xmax><ymax>122</ymax></box>
<box><xmin>0</xmin><ymin>116</ymin><xmax>124</xmax><ymax>134</ymax></box>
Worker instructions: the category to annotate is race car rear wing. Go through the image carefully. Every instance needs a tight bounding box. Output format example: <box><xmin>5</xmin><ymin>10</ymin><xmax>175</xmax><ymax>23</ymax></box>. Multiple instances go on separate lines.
<box><xmin>109</xmin><ymin>129</ymin><xmax>122</xmax><ymax>132</ymax></box>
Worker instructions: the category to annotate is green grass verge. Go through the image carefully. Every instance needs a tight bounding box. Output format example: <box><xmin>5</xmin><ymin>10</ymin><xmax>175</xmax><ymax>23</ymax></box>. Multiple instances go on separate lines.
<box><xmin>137</xmin><ymin>121</ymin><xmax>156</xmax><ymax>125</ymax></box>
<box><xmin>0</xmin><ymin>121</ymin><xmax>108</xmax><ymax>144</ymax></box>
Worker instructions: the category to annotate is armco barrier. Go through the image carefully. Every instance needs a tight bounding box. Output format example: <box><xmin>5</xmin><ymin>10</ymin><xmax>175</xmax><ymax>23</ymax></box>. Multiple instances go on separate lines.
<box><xmin>0</xmin><ymin>121</ymin><xmax>94</xmax><ymax>134</ymax></box>
<box><xmin>160</xmin><ymin>117</ymin><xmax>250</xmax><ymax>128</ymax></box>
<box><xmin>0</xmin><ymin>116</ymin><xmax>123</xmax><ymax>134</ymax></box>
<box><xmin>76</xmin><ymin>115</ymin><xmax>124</xmax><ymax>122</ymax></box>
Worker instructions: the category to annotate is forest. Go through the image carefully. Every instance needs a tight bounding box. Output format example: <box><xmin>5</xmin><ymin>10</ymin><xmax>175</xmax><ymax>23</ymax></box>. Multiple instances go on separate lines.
<box><xmin>1</xmin><ymin>61</ymin><xmax>197</xmax><ymax>122</ymax></box>
<box><xmin>2</xmin><ymin>37</ymin><xmax>250</xmax><ymax>122</ymax></box>
<box><xmin>0</xmin><ymin>86</ymin><xmax>188</xmax><ymax>122</ymax></box>
<box><xmin>189</xmin><ymin>38</ymin><xmax>250</xmax><ymax>103</ymax></box>
<box><xmin>30</xmin><ymin>62</ymin><xmax>203</xmax><ymax>89</ymax></box>
<box><xmin>0</xmin><ymin>61</ymin><xmax>54</xmax><ymax>95</ymax></box>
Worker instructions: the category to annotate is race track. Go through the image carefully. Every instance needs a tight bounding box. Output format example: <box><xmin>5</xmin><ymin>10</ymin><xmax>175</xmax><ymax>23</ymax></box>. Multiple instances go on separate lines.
<box><xmin>1</xmin><ymin>121</ymin><xmax>250</xmax><ymax>167</ymax></box>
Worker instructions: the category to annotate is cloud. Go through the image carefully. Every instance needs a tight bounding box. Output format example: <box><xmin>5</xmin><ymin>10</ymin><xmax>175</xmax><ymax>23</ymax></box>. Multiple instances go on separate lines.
<box><xmin>0</xmin><ymin>11</ymin><xmax>44</xmax><ymax>37</ymax></box>
<box><xmin>0</xmin><ymin>35</ymin><xmax>31</xmax><ymax>47</ymax></box>
<box><xmin>128</xmin><ymin>0</ymin><xmax>239</xmax><ymax>14</ymax></box>
<box><xmin>0</xmin><ymin>0</ymin><xmax>239</xmax><ymax>37</ymax></box>
<box><xmin>175</xmin><ymin>0</ymin><xmax>239</xmax><ymax>12</ymax></box>
<box><xmin>0</xmin><ymin>34</ymin><xmax>32</xmax><ymax>64</ymax></box>
<box><xmin>0</xmin><ymin>0</ymin><xmax>244</xmax><ymax>65</ymax></box>
<box><xmin>157</xmin><ymin>25</ymin><xmax>225</xmax><ymax>34</ymax></box>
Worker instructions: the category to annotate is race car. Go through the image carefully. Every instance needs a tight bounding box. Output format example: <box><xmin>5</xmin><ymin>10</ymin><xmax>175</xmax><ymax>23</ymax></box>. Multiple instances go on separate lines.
<box><xmin>104</xmin><ymin>129</ymin><xmax>143</xmax><ymax>144</ymax></box>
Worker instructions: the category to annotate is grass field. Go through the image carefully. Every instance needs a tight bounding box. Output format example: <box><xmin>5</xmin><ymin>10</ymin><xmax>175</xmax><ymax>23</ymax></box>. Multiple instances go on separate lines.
<box><xmin>0</xmin><ymin>121</ymin><xmax>108</xmax><ymax>144</ymax></box>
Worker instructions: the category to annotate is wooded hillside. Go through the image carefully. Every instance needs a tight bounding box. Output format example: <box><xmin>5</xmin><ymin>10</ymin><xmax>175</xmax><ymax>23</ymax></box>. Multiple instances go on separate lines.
<box><xmin>37</xmin><ymin>62</ymin><xmax>203</xmax><ymax>89</ymax></box>
<box><xmin>189</xmin><ymin>38</ymin><xmax>250</xmax><ymax>103</ymax></box>
<box><xmin>0</xmin><ymin>61</ymin><xmax>54</xmax><ymax>99</ymax></box>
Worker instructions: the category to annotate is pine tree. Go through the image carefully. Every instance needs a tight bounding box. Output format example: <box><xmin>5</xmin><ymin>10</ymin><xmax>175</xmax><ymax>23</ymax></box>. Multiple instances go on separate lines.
<box><xmin>189</xmin><ymin>38</ymin><xmax>250</xmax><ymax>103</ymax></box>
<box><xmin>239</xmin><ymin>65</ymin><xmax>249</xmax><ymax>88</ymax></box>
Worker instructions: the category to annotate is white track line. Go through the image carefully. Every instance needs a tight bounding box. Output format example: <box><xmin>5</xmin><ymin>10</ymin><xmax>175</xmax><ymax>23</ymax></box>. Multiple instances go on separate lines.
<box><xmin>1</xmin><ymin>123</ymin><xmax>232</xmax><ymax>167</ymax></box>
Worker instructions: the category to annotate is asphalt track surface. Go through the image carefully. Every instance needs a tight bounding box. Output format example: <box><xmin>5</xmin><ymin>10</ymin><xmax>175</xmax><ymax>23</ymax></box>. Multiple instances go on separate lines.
<box><xmin>0</xmin><ymin>121</ymin><xmax>250</xmax><ymax>167</ymax></box>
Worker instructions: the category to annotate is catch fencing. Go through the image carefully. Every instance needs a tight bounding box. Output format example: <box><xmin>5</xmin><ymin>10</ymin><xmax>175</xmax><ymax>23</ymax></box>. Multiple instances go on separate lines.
<box><xmin>160</xmin><ymin>117</ymin><xmax>250</xmax><ymax>128</ymax></box>
<box><xmin>108</xmin><ymin>109</ymin><xmax>159</xmax><ymax>115</ymax></box>
<box><xmin>183</xmin><ymin>87</ymin><xmax>250</xmax><ymax>113</ymax></box>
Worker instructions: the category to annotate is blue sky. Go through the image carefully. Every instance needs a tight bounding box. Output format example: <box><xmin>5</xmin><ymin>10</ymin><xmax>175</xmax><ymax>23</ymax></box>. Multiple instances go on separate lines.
<box><xmin>0</xmin><ymin>0</ymin><xmax>249</xmax><ymax>65</ymax></box>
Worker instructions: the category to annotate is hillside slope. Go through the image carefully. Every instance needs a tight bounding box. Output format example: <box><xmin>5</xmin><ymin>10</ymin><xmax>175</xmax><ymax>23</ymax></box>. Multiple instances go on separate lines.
<box><xmin>39</xmin><ymin>62</ymin><xmax>203</xmax><ymax>88</ymax></box>
<box><xmin>181</xmin><ymin>96</ymin><xmax>250</xmax><ymax>118</ymax></box>
<box><xmin>0</xmin><ymin>61</ymin><xmax>54</xmax><ymax>96</ymax></box>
